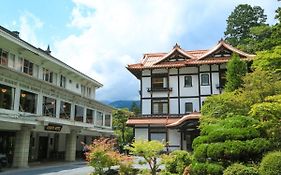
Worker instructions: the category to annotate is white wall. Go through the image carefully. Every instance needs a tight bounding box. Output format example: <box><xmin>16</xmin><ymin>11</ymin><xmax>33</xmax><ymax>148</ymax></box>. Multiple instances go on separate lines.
<box><xmin>179</xmin><ymin>67</ymin><xmax>198</xmax><ymax>74</ymax></box>
<box><xmin>169</xmin><ymin>76</ymin><xmax>178</xmax><ymax>97</ymax></box>
<box><xmin>212</xmin><ymin>72</ymin><xmax>220</xmax><ymax>94</ymax></box>
<box><xmin>180</xmin><ymin>98</ymin><xmax>200</xmax><ymax>114</ymax></box>
<box><xmin>142</xmin><ymin>77</ymin><xmax>151</xmax><ymax>98</ymax></box>
<box><xmin>180</xmin><ymin>75</ymin><xmax>199</xmax><ymax>96</ymax></box>
<box><xmin>168</xmin><ymin>129</ymin><xmax>180</xmax><ymax>146</ymax></box>
<box><xmin>135</xmin><ymin>128</ymin><xmax>148</xmax><ymax>140</ymax></box>
<box><xmin>142</xmin><ymin>99</ymin><xmax>151</xmax><ymax>115</ymax></box>
<box><xmin>169</xmin><ymin>99</ymin><xmax>178</xmax><ymax>114</ymax></box>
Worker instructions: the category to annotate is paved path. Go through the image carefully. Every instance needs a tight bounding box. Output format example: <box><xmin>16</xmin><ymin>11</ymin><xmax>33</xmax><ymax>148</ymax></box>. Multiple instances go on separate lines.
<box><xmin>0</xmin><ymin>157</ymin><xmax>163</xmax><ymax>175</ymax></box>
<box><xmin>0</xmin><ymin>161</ymin><xmax>93</xmax><ymax>175</ymax></box>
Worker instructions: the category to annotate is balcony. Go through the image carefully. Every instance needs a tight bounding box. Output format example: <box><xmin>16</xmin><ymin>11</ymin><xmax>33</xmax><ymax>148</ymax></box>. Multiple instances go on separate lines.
<box><xmin>147</xmin><ymin>87</ymin><xmax>173</xmax><ymax>92</ymax></box>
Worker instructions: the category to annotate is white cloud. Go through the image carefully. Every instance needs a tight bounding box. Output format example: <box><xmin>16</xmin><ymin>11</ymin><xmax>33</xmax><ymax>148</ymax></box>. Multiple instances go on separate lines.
<box><xmin>52</xmin><ymin>0</ymin><xmax>279</xmax><ymax>101</ymax></box>
<box><xmin>18</xmin><ymin>11</ymin><xmax>45</xmax><ymax>48</ymax></box>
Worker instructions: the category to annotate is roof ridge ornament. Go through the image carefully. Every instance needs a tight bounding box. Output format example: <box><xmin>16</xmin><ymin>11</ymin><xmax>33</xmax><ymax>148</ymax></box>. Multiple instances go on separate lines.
<box><xmin>46</xmin><ymin>45</ymin><xmax>51</xmax><ymax>55</ymax></box>
<box><xmin>173</xmin><ymin>43</ymin><xmax>181</xmax><ymax>49</ymax></box>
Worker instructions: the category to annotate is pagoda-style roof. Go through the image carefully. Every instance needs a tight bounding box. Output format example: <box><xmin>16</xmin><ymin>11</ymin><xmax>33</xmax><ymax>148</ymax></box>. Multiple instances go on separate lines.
<box><xmin>127</xmin><ymin>40</ymin><xmax>255</xmax><ymax>79</ymax></box>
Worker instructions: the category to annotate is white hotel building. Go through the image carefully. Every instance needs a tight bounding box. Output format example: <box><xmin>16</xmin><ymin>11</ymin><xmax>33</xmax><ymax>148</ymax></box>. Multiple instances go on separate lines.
<box><xmin>126</xmin><ymin>40</ymin><xmax>254</xmax><ymax>151</ymax></box>
<box><xmin>0</xmin><ymin>26</ymin><xmax>114</xmax><ymax>168</ymax></box>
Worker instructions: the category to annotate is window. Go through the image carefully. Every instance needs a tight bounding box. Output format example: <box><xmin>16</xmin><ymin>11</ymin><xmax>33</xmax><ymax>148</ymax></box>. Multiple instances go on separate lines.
<box><xmin>60</xmin><ymin>75</ymin><xmax>66</xmax><ymax>88</ymax></box>
<box><xmin>185</xmin><ymin>102</ymin><xmax>193</xmax><ymax>114</ymax></box>
<box><xmin>81</xmin><ymin>85</ymin><xmax>86</xmax><ymax>96</ymax></box>
<box><xmin>150</xmin><ymin>128</ymin><xmax>166</xmax><ymax>142</ymax></box>
<box><xmin>87</xmin><ymin>87</ymin><xmax>91</xmax><ymax>97</ymax></box>
<box><xmin>105</xmin><ymin>114</ymin><xmax>111</xmax><ymax>127</ymax></box>
<box><xmin>86</xmin><ymin>109</ymin><xmax>93</xmax><ymax>123</ymax></box>
<box><xmin>76</xmin><ymin>83</ymin><xmax>79</xmax><ymax>89</ymax></box>
<box><xmin>184</xmin><ymin>76</ymin><xmax>192</xmax><ymax>87</ymax></box>
<box><xmin>0</xmin><ymin>49</ymin><xmax>8</xmax><ymax>66</ymax></box>
<box><xmin>60</xmin><ymin>101</ymin><xmax>71</xmax><ymax>119</ymax></box>
<box><xmin>152</xmin><ymin>99</ymin><xmax>168</xmax><ymax>114</ymax></box>
<box><xmin>22</xmin><ymin>59</ymin><xmax>33</xmax><ymax>76</ymax></box>
<box><xmin>151</xmin><ymin>75</ymin><xmax>167</xmax><ymax>89</ymax></box>
<box><xmin>9</xmin><ymin>53</ymin><xmax>15</xmax><ymax>68</ymax></box>
<box><xmin>19</xmin><ymin>90</ymin><xmax>37</xmax><ymax>114</ymax></box>
<box><xmin>201</xmin><ymin>74</ymin><xmax>209</xmax><ymax>86</ymax></box>
<box><xmin>75</xmin><ymin>105</ymin><xmax>84</xmax><ymax>122</ymax></box>
<box><xmin>43</xmin><ymin>68</ymin><xmax>53</xmax><ymax>83</ymax></box>
<box><xmin>0</xmin><ymin>84</ymin><xmax>14</xmax><ymax>110</ymax></box>
<box><xmin>96</xmin><ymin>111</ymin><xmax>103</xmax><ymax>126</ymax></box>
<box><xmin>43</xmin><ymin>96</ymin><xmax>56</xmax><ymax>117</ymax></box>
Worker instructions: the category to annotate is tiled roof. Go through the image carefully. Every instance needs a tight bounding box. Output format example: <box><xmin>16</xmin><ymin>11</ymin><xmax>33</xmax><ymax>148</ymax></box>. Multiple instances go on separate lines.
<box><xmin>127</xmin><ymin>40</ymin><xmax>255</xmax><ymax>78</ymax></box>
<box><xmin>126</xmin><ymin>112</ymin><xmax>200</xmax><ymax>127</ymax></box>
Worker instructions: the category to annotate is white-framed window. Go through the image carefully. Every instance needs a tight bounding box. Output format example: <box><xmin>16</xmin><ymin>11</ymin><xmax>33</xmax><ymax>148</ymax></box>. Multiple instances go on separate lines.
<box><xmin>184</xmin><ymin>75</ymin><xmax>192</xmax><ymax>87</ymax></box>
<box><xmin>19</xmin><ymin>90</ymin><xmax>37</xmax><ymax>114</ymax></box>
<box><xmin>0</xmin><ymin>49</ymin><xmax>8</xmax><ymax>66</ymax></box>
<box><xmin>201</xmin><ymin>73</ymin><xmax>209</xmax><ymax>86</ymax></box>
<box><xmin>0</xmin><ymin>83</ymin><xmax>15</xmax><ymax>110</ymax></box>
<box><xmin>75</xmin><ymin>105</ymin><xmax>84</xmax><ymax>122</ymax></box>
<box><xmin>96</xmin><ymin>111</ymin><xmax>103</xmax><ymax>126</ymax></box>
<box><xmin>104</xmin><ymin>114</ymin><xmax>111</xmax><ymax>127</ymax></box>
<box><xmin>21</xmin><ymin>59</ymin><xmax>33</xmax><ymax>76</ymax></box>
<box><xmin>86</xmin><ymin>109</ymin><xmax>94</xmax><ymax>124</ymax></box>
<box><xmin>43</xmin><ymin>96</ymin><xmax>56</xmax><ymax>117</ymax></box>
<box><xmin>81</xmin><ymin>85</ymin><xmax>86</xmax><ymax>96</ymax></box>
<box><xmin>60</xmin><ymin>75</ymin><xmax>66</xmax><ymax>88</ymax></box>
<box><xmin>86</xmin><ymin>87</ymin><xmax>91</xmax><ymax>97</ymax></box>
<box><xmin>43</xmin><ymin>68</ymin><xmax>53</xmax><ymax>83</ymax></box>
<box><xmin>185</xmin><ymin>102</ymin><xmax>193</xmax><ymax>114</ymax></box>
<box><xmin>152</xmin><ymin>99</ymin><xmax>168</xmax><ymax>114</ymax></box>
<box><xmin>8</xmin><ymin>53</ymin><xmax>15</xmax><ymax>68</ymax></box>
<box><xmin>60</xmin><ymin>101</ymin><xmax>71</xmax><ymax>119</ymax></box>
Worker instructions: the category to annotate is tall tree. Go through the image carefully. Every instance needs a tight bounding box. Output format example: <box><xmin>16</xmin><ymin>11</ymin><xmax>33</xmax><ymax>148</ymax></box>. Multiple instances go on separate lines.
<box><xmin>112</xmin><ymin>109</ymin><xmax>134</xmax><ymax>150</ymax></box>
<box><xmin>224</xmin><ymin>53</ymin><xmax>247</xmax><ymax>92</ymax></box>
<box><xmin>224</xmin><ymin>4</ymin><xmax>267</xmax><ymax>47</ymax></box>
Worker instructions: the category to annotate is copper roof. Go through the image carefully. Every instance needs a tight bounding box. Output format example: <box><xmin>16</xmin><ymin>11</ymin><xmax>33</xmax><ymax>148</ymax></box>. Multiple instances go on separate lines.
<box><xmin>126</xmin><ymin>112</ymin><xmax>201</xmax><ymax>127</ymax></box>
<box><xmin>127</xmin><ymin>40</ymin><xmax>255</xmax><ymax>78</ymax></box>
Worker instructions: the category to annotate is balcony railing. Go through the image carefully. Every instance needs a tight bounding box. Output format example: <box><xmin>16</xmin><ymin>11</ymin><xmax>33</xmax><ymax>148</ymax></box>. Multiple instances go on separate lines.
<box><xmin>147</xmin><ymin>87</ymin><xmax>173</xmax><ymax>92</ymax></box>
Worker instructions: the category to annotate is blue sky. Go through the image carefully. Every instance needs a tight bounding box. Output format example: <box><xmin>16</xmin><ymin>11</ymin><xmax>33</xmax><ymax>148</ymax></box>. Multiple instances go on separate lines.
<box><xmin>0</xmin><ymin>0</ymin><xmax>279</xmax><ymax>101</ymax></box>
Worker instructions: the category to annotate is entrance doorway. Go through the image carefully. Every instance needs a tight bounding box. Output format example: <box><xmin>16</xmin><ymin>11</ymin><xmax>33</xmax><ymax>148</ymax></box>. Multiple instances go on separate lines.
<box><xmin>0</xmin><ymin>131</ymin><xmax>15</xmax><ymax>166</ymax></box>
<box><xmin>38</xmin><ymin>137</ymin><xmax>48</xmax><ymax>160</ymax></box>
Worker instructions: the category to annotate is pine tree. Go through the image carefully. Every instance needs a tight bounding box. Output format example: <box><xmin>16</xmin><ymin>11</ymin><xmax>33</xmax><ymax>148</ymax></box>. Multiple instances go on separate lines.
<box><xmin>225</xmin><ymin>53</ymin><xmax>247</xmax><ymax>92</ymax></box>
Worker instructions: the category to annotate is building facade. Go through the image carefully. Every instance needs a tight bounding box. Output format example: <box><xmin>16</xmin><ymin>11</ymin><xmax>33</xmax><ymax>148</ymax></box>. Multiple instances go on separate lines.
<box><xmin>0</xmin><ymin>26</ymin><xmax>114</xmax><ymax>168</ymax></box>
<box><xmin>126</xmin><ymin>40</ymin><xmax>254</xmax><ymax>151</ymax></box>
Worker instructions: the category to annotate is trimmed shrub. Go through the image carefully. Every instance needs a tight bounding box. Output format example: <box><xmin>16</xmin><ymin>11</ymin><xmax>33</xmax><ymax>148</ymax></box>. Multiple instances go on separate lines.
<box><xmin>193</xmin><ymin>144</ymin><xmax>208</xmax><ymax>162</ymax></box>
<box><xmin>223</xmin><ymin>163</ymin><xmax>259</xmax><ymax>175</ymax></box>
<box><xmin>192</xmin><ymin>136</ymin><xmax>209</xmax><ymax>149</ymax></box>
<box><xmin>191</xmin><ymin>162</ymin><xmax>224</xmax><ymax>175</ymax></box>
<box><xmin>162</xmin><ymin>150</ymin><xmax>192</xmax><ymax>175</ymax></box>
<box><xmin>259</xmin><ymin>151</ymin><xmax>281</xmax><ymax>175</ymax></box>
<box><xmin>207</xmin><ymin>143</ymin><xmax>225</xmax><ymax>161</ymax></box>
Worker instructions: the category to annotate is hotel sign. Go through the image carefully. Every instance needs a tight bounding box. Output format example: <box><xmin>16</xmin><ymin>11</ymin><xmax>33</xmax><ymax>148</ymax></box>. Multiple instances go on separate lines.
<box><xmin>44</xmin><ymin>124</ymin><xmax>62</xmax><ymax>132</ymax></box>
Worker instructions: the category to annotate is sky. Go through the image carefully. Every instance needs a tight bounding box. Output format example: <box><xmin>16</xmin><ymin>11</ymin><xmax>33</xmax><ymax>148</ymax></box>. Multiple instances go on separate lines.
<box><xmin>0</xmin><ymin>0</ymin><xmax>279</xmax><ymax>102</ymax></box>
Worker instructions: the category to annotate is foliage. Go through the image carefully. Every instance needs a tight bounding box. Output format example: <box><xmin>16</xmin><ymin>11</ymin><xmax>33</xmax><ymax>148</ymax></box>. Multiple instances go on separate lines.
<box><xmin>126</xmin><ymin>140</ymin><xmax>164</xmax><ymax>175</ymax></box>
<box><xmin>161</xmin><ymin>150</ymin><xmax>192</xmax><ymax>175</ymax></box>
<box><xmin>86</xmin><ymin>137</ymin><xmax>133</xmax><ymax>175</ymax></box>
<box><xmin>224</xmin><ymin>4</ymin><xmax>267</xmax><ymax>47</ymax></box>
<box><xmin>259</xmin><ymin>151</ymin><xmax>281</xmax><ymax>175</ymax></box>
<box><xmin>223</xmin><ymin>163</ymin><xmax>259</xmax><ymax>175</ymax></box>
<box><xmin>252</xmin><ymin>46</ymin><xmax>281</xmax><ymax>73</ymax></box>
<box><xmin>130</xmin><ymin>101</ymin><xmax>140</xmax><ymax>116</ymax></box>
<box><xmin>191</xmin><ymin>162</ymin><xmax>224</xmax><ymax>175</ymax></box>
<box><xmin>112</xmin><ymin>109</ymin><xmax>134</xmax><ymax>150</ymax></box>
<box><xmin>225</xmin><ymin>54</ymin><xmax>247</xmax><ymax>92</ymax></box>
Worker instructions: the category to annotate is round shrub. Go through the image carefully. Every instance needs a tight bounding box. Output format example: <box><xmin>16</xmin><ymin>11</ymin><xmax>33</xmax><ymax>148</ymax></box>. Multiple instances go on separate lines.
<box><xmin>223</xmin><ymin>163</ymin><xmax>259</xmax><ymax>175</ymax></box>
<box><xmin>192</xmin><ymin>135</ymin><xmax>209</xmax><ymax>149</ymax></box>
<box><xmin>191</xmin><ymin>162</ymin><xmax>224</xmax><ymax>175</ymax></box>
<box><xmin>162</xmin><ymin>150</ymin><xmax>192</xmax><ymax>174</ymax></box>
<box><xmin>259</xmin><ymin>151</ymin><xmax>281</xmax><ymax>175</ymax></box>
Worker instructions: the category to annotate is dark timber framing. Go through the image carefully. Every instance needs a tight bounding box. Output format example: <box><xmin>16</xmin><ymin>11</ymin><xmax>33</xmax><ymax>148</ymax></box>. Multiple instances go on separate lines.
<box><xmin>197</xmin><ymin>66</ymin><xmax>201</xmax><ymax>110</ymax></box>
<box><xmin>209</xmin><ymin>64</ymin><xmax>213</xmax><ymax>94</ymax></box>
<box><xmin>177</xmin><ymin>68</ymin><xmax>180</xmax><ymax>114</ymax></box>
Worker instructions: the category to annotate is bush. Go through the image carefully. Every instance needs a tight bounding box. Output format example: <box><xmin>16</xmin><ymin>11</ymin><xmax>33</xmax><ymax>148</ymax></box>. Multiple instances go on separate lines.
<box><xmin>207</xmin><ymin>143</ymin><xmax>225</xmax><ymax>161</ymax></box>
<box><xmin>259</xmin><ymin>151</ymin><xmax>281</xmax><ymax>175</ymax></box>
<box><xmin>191</xmin><ymin>162</ymin><xmax>224</xmax><ymax>175</ymax></box>
<box><xmin>193</xmin><ymin>144</ymin><xmax>208</xmax><ymax>162</ymax></box>
<box><xmin>223</xmin><ymin>163</ymin><xmax>259</xmax><ymax>175</ymax></box>
<box><xmin>162</xmin><ymin>150</ymin><xmax>192</xmax><ymax>174</ymax></box>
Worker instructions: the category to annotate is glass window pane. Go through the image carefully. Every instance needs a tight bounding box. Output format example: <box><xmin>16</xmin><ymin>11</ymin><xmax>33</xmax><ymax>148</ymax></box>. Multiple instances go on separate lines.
<box><xmin>20</xmin><ymin>90</ymin><xmax>37</xmax><ymax>114</ymax></box>
<box><xmin>43</xmin><ymin>96</ymin><xmax>56</xmax><ymax>117</ymax></box>
<box><xmin>150</xmin><ymin>133</ymin><xmax>166</xmax><ymax>142</ymax></box>
<box><xmin>86</xmin><ymin>109</ymin><xmax>93</xmax><ymax>123</ymax></box>
<box><xmin>96</xmin><ymin>111</ymin><xmax>103</xmax><ymax>126</ymax></box>
<box><xmin>184</xmin><ymin>76</ymin><xmax>192</xmax><ymax>87</ymax></box>
<box><xmin>0</xmin><ymin>84</ymin><xmax>14</xmax><ymax>110</ymax></box>
<box><xmin>105</xmin><ymin>115</ymin><xmax>111</xmax><ymax>127</ymax></box>
<box><xmin>201</xmin><ymin>74</ymin><xmax>209</xmax><ymax>86</ymax></box>
<box><xmin>60</xmin><ymin>101</ymin><xmax>71</xmax><ymax>119</ymax></box>
<box><xmin>185</xmin><ymin>102</ymin><xmax>193</xmax><ymax>113</ymax></box>
<box><xmin>75</xmin><ymin>105</ymin><xmax>84</xmax><ymax>122</ymax></box>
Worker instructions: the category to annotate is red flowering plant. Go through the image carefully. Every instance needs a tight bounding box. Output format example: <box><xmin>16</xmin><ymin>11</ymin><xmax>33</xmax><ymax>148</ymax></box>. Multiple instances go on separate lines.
<box><xmin>85</xmin><ymin>137</ymin><xmax>133</xmax><ymax>175</ymax></box>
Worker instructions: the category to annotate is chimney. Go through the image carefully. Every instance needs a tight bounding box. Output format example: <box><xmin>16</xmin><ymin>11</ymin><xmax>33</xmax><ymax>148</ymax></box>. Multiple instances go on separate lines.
<box><xmin>46</xmin><ymin>45</ymin><xmax>51</xmax><ymax>55</ymax></box>
<box><xmin>12</xmin><ymin>31</ymin><xmax>20</xmax><ymax>38</ymax></box>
